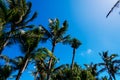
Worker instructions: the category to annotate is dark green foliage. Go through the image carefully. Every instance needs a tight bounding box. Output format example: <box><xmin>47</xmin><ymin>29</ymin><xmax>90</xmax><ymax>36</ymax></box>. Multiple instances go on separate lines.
<box><xmin>51</xmin><ymin>63</ymin><xmax>96</xmax><ymax>80</ymax></box>
<box><xmin>0</xmin><ymin>55</ymin><xmax>14</xmax><ymax>79</ymax></box>
<box><xmin>31</xmin><ymin>48</ymin><xmax>56</xmax><ymax>80</ymax></box>
<box><xmin>0</xmin><ymin>0</ymin><xmax>38</xmax><ymax>55</ymax></box>
<box><xmin>70</xmin><ymin>38</ymin><xmax>82</xmax><ymax>49</ymax></box>
<box><xmin>18</xmin><ymin>27</ymin><xmax>44</xmax><ymax>53</ymax></box>
<box><xmin>0</xmin><ymin>65</ymin><xmax>13</xmax><ymax>80</ymax></box>
<box><xmin>98</xmin><ymin>51</ymin><xmax>120</xmax><ymax>80</ymax></box>
<box><xmin>46</xmin><ymin>18</ymin><xmax>71</xmax><ymax>46</ymax></box>
<box><xmin>84</xmin><ymin>63</ymin><xmax>98</xmax><ymax>77</ymax></box>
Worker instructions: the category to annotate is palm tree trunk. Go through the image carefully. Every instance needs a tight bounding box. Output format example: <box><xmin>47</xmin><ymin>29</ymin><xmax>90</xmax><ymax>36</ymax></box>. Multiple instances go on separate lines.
<box><xmin>47</xmin><ymin>43</ymin><xmax>55</xmax><ymax>80</ymax></box>
<box><xmin>71</xmin><ymin>48</ymin><xmax>76</xmax><ymax>70</ymax></box>
<box><xmin>47</xmin><ymin>58</ymin><xmax>53</xmax><ymax>80</ymax></box>
<box><xmin>34</xmin><ymin>72</ymin><xmax>38</xmax><ymax>80</ymax></box>
<box><xmin>16</xmin><ymin>53</ymin><xmax>30</xmax><ymax>80</ymax></box>
<box><xmin>40</xmin><ymin>72</ymin><xmax>45</xmax><ymax>80</ymax></box>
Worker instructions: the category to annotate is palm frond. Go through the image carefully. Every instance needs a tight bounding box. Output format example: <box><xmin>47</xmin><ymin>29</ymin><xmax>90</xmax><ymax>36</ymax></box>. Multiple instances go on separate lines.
<box><xmin>24</xmin><ymin>12</ymin><xmax>37</xmax><ymax>25</ymax></box>
<box><xmin>19</xmin><ymin>0</ymin><xmax>27</xmax><ymax>9</ymax></box>
<box><xmin>62</xmin><ymin>35</ymin><xmax>71</xmax><ymax>44</ymax></box>
<box><xmin>106</xmin><ymin>0</ymin><xmax>120</xmax><ymax>18</ymax></box>
<box><xmin>103</xmin><ymin>51</ymin><xmax>108</xmax><ymax>58</ymax></box>
<box><xmin>98</xmin><ymin>63</ymin><xmax>105</xmax><ymax>66</ymax></box>
<box><xmin>54</xmin><ymin>18</ymin><xmax>59</xmax><ymax>28</ymax></box>
<box><xmin>57</xmin><ymin>26</ymin><xmax>68</xmax><ymax>38</ymax></box>
<box><xmin>112</xmin><ymin>60</ymin><xmax>120</xmax><ymax>63</ymax></box>
<box><xmin>0</xmin><ymin>0</ymin><xmax>8</xmax><ymax>19</ymax></box>
<box><xmin>111</xmin><ymin>72</ymin><xmax>116</xmax><ymax>80</ymax></box>
<box><xmin>10</xmin><ymin>56</ymin><xmax>24</xmax><ymax>70</ymax></box>
<box><xmin>0</xmin><ymin>65</ymin><xmax>13</xmax><ymax>79</ymax></box>
<box><xmin>110</xmin><ymin>54</ymin><xmax>118</xmax><ymax>60</ymax></box>
<box><xmin>0</xmin><ymin>54</ymin><xmax>10</xmax><ymax>63</ymax></box>
<box><xmin>7</xmin><ymin>0</ymin><xmax>16</xmax><ymax>8</ymax></box>
<box><xmin>63</xmin><ymin>20</ymin><xmax>68</xmax><ymax>28</ymax></box>
<box><xmin>53</xmin><ymin>64</ymin><xmax>66</xmax><ymax>72</ymax></box>
<box><xmin>39</xmin><ymin>25</ymin><xmax>52</xmax><ymax>42</ymax></box>
<box><xmin>33</xmin><ymin>48</ymin><xmax>55</xmax><ymax>61</ymax></box>
<box><xmin>98</xmin><ymin>68</ymin><xmax>106</xmax><ymax>74</ymax></box>
<box><xmin>20</xmin><ymin>2</ymin><xmax>32</xmax><ymax>25</ymax></box>
<box><xmin>18</xmin><ymin>28</ymin><xmax>44</xmax><ymax>53</ymax></box>
<box><xmin>70</xmin><ymin>38</ymin><xmax>81</xmax><ymax>49</ymax></box>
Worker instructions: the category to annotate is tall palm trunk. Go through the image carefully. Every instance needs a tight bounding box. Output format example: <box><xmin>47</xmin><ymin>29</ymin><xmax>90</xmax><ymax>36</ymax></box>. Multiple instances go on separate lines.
<box><xmin>34</xmin><ymin>72</ymin><xmax>38</xmax><ymax>80</ymax></box>
<box><xmin>16</xmin><ymin>53</ymin><xmax>30</xmax><ymax>80</ymax></box>
<box><xmin>47</xmin><ymin>42</ymin><xmax>55</xmax><ymax>80</ymax></box>
<box><xmin>71</xmin><ymin>48</ymin><xmax>76</xmax><ymax>70</ymax></box>
<box><xmin>40</xmin><ymin>72</ymin><xmax>46</xmax><ymax>80</ymax></box>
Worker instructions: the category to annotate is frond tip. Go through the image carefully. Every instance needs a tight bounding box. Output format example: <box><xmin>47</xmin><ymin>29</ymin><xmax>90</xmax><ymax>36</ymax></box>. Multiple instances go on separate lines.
<box><xmin>106</xmin><ymin>0</ymin><xmax>120</xmax><ymax>18</ymax></box>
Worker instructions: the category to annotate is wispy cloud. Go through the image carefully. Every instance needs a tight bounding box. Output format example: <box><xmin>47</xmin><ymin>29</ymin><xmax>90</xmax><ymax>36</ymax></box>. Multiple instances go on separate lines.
<box><xmin>87</xmin><ymin>49</ymin><xmax>92</xmax><ymax>54</ymax></box>
<box><xmin>79</xmin><ymin>49</ymin><xmax>93</xmax><ymax>56</ymax></box>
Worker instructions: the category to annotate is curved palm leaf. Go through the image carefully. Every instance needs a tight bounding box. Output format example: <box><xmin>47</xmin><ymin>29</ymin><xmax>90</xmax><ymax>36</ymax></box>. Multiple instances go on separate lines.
<box><xmin>99</xmin><ymin>51</ymin><xmax>120</xmax><ymax>80</ymax></box>
<box><xmin>0</xmin><ymin>0</ymin><xmax>38</xmax><ymax>55</ymax></box>
<box><xmin>31</xmin><ymin>48</ymin><xmax>56</xmax><ymax>80</ymax></box>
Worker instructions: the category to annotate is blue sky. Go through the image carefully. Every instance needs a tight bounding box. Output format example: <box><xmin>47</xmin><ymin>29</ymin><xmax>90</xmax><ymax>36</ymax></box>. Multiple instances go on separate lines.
<box><xmin>3</xmin><ymin>0</ymin><xmax>120</xmax><ymax>79</ymax></box>
<box><xmin>28</xmin><ymin>0</ymin><xmax>120</xmax><ymax>64</ymax></box>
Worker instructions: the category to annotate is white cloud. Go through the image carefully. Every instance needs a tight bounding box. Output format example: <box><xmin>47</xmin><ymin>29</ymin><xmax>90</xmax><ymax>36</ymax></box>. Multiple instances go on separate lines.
<box><xmin>79</xmin><ymin>49</ymin><xmax>92</xmax><ymax>57</ymax></box>
<box><xmin>86</xmin><ymin>49</ymin><xmax>92</xmax><ymax>54</ymax></box>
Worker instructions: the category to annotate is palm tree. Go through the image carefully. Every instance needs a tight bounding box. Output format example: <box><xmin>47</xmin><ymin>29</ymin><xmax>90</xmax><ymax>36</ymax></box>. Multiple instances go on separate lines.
<box><xmin>69</xmin><ymin>38</ymin><xmax>81</xmax><ymax>70</ymax></box>
<box><xmin>84</xmin><ymin>63</ymin><xmax>98</xmax><ymax>79</ymax></box>
<box><xmin>51</xmin><ymin>63</ymin><xmax>95</xmax><ymax>80</ymax></box>
<box><xmin>31</xmin><ymin>48</ymin><xmax>56</xmax><ymax>80</ymax></box>
<box><xmin>15</xmin><ymin>27</ymin><xmax>45</xmax><ymax>80</ymax></box>
<box><xmin>98</xmin><ymin>51</ymin><xmax>120</xmax><ymax>80</ymax></box>
<box><xmin>0</xmin><ymin>0</ymin><xmax>37</xmax><ymax>54</ymax></box>
<box><xmin>42</xmin><ymin>18</ymin><xmax>70</xmax><ymax>80</ymax></box>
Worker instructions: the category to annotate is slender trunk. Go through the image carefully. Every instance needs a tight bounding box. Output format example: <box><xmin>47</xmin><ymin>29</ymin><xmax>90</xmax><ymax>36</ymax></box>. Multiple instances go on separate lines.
<box><xmin>34</xmin><ymin>72</ymin><xmax>38</xmax><ymax>80</ymax></box>
<box><xmin>16</xmin><ymin>53</ymin><xmax>30</xmax><ymax>80</ymax></box>
<box><xmin>47</xmin><ymin>58</ymin><xmax>53</xmax><ymax>80</ymax></box>
<box><xmin>71</xmin><ymin>48</ymin><xmax>76</xmax><ymax>70</ymax></box>
<box><xmin>47</xmin><ymin>43</ymin><xmax>55</xmax><ymax>80</ymax></box>
<box><xmin>0</xmin><ymin>33</ymin><xmax>11</xmax><ymax>55</ymax></box>
<box><xmin>40</xmin><ymin>72</ymin><xmax>45</xmax><ymax>80</ymax></box>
